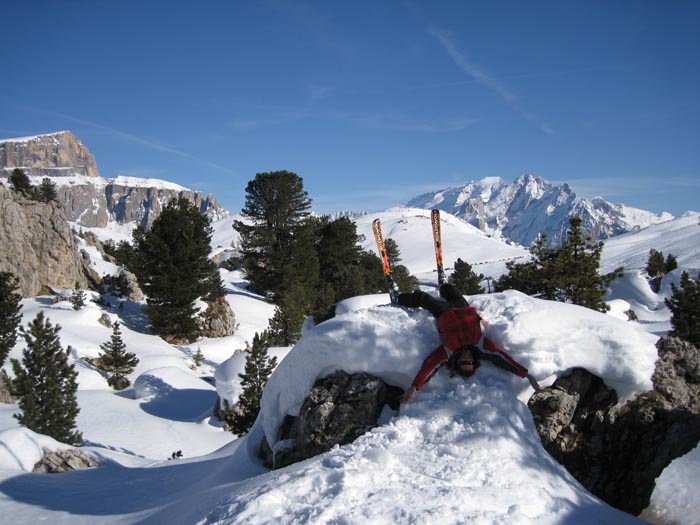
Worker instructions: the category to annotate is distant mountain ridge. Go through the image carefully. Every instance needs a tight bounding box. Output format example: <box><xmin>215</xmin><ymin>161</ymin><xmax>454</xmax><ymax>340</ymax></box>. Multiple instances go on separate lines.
<box><xmin>407</xmin><ymin>174</ymin><xmax>673</xmax><ymax>247</ymax></box>
<box><xmin>0</xmin><ymin>131</ymin><xmax>229</xmax><ymax>230</ymax></box>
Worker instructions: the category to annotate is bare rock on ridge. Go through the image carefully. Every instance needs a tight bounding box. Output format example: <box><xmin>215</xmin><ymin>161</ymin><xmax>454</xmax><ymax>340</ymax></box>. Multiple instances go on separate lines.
<box><xmin>0</xmin><ymin>185</ymin><xmax>96</xmax><ymax>296</ymax></box>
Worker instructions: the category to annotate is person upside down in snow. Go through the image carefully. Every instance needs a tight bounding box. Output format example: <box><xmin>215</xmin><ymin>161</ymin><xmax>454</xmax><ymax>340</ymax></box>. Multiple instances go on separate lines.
<box><xmin>397</xmin><ymin>283</ymin><xmax>541</xmax><ymax>404</ymax></box>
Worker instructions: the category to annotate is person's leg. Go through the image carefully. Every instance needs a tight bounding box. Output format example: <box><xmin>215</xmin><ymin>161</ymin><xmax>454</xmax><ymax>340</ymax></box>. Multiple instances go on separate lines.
<box><xmin>439</xmin><ymin>283</ymin><xmax>469</xmax><ymax>308</ymax></box>
<box><xmin>397</xmin><ymin>290</ymin><xmax>449</xmax><ymax>318</ymax></box>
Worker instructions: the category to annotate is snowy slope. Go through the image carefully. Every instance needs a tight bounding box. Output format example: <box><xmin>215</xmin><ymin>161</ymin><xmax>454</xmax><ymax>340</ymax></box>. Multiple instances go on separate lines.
<box><xmin>356</xmin><ymin>207</ymin><xmax>528</xmax><ymax>284</ymax></box>
<box><xmin>0</xmin><ymin>207</ymin><xmax>698</xmax><ymax>524</ymax></box>
<box><xmin>0</xmin><ymin>291</ymin><xmax>659</xmax><ymax>525</ymax></box>
<box><xmin>600</xmin><ymin>211</ymin><xmax>700</xmax><ymax>275</ymax></box>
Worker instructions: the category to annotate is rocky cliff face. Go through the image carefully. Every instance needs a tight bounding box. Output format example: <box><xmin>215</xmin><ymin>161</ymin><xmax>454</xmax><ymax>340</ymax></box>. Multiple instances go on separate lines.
<box><xmin>0</xmin><ymin>131</ymin><xmax>99</xmax><ymax>178</ymax></box>
<box><xmin>0</xmin><ymin>132</ymin><xmax>230</xmax><ymax>229</ymax></box>
<box><xmin>407</xmin><ymin>174</ymin><xmax>674</xmax><ymax>247</ymax></box>
<box><xmin>0</xmin><ymin>185</ymin><xmax>97</xmax><ymax>296</ymax></box>
<box><xmin>527</xmin><ymin>336</ymin><xmax>700</xmax><ymax>516</ymax></box>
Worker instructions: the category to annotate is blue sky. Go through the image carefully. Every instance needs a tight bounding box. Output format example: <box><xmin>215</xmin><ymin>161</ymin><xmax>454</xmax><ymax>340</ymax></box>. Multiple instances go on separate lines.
<box><xmin>1</xmin><ymin>1</ymin><xmax>698</xmax><ymax>216</ymax></box>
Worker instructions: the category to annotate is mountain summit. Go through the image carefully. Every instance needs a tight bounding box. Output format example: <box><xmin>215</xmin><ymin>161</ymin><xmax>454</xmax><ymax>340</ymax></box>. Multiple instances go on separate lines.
<box><xmin>407</xmin><ymin>174</ymin><xmax>673</xmax><ymax>247</ymax></box>
<box><xmin>0</xmin><ymin>131</ymin><xmax>229</xmax><ymax>229</ymax></box>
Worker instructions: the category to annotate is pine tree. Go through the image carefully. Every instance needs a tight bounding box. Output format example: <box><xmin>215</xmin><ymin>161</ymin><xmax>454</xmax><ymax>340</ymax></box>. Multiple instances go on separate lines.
<box><xmin>665</xmin><ymin>272</ymin><xmax>700</xmax><ymax>347</ymax></box>
<box><xmin>496</xmin><ymin>217</ymin><xmax>621</xmax><ymax>313</ymax></box>
<box><xmin>646</xmin><ymin>249</ymin><xmax>666</xmax><ymax>279</ymax></box>
<box><xmin>646</xmin><ymin>248</ymin><xmax>667</xmax><ymax>292</ymax></box>
<box><xmin>449</xmin><ymin>258</ymin><xmax>485</xmax><ymax>295</ymax></box>
<box><xmin>233</xmin><ymin>171</ymin><xmax>313</xmax><ymax>298</ymax></box>
<box><xmin>37</xmin><ymin>177</ymin><xmax>58</xmax><ymax>203</ymax></box>
<box><xmin>495</xmin><ymin>235</ymin><xmax>556</xmax><ymax>297</ymax></box>
<box><xmin>0</xmin><ymin>272</ymin><xmax>22</xmax><ymax>367</ymax></box>
<box><xmin>131</xmin><ymin>198</ymin><xmax>221</xmax><ymax>342</ymax></box>
<box><xmin>553</xmin><ymin>216</ymin><xmax>619</xmax><ymax>312</ymax></box>
<box><xmin>192</xmin><ymin>347</ymin><xmax>205</xmax><ymax>368</ymax></box>
<box><xmin>268</xmin><ymin>283</ymin><xmax>314</xmax><ymax>346</ymax></box>
<box><xmin>70</xmin><ymin>282</ymin><xmax>87</xmax><ymax>310</ymax></box>
<box><xmin>99</xmin><ymin>322</ymin><xmax>139</xmax><ymax>390</ymax></box>
<box><xmin>665</xmin><ymin>253</ymin><xmax>678</xmax><ymax>274</ymax></box>
<box><xmin>384</xmin><ymin>238</ymin><xmax>419</xmax><ymax>292</ymax></box>
<box><xmin>9</xmin><ymin>168</ymin><xmax>32</xmax><ymax>195</ymax></box>
<box><xmin>229</xmin><ymin>332</ymin><xmax>278</xmax><ymax>435</ymax></box>
<box><xmin>11</xmin><ymin>312</ymin><xmax>82</xmax><ymax>444</ymax></box>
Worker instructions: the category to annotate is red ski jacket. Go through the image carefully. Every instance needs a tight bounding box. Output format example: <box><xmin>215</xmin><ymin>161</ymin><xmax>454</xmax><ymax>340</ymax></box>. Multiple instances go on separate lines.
<box><xmin>412</xmin><ymin>317</ymin><xmax>528</xmax><ymax>390</ymax></box>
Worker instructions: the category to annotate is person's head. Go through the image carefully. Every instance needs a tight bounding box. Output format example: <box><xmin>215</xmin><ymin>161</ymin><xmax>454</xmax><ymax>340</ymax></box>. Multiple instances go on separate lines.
<box><xmin>448</xmin><ymin>346</ymin><xmax>479</xmax><ymax>378</ymax></box>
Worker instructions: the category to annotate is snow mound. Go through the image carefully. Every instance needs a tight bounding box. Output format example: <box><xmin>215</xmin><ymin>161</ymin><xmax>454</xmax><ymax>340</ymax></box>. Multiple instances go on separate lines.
<box><xmin>259</xmin><ymin>290</ymin><xmax>658</xmax><ymax>451</ymax></box>
<box><xmin>196</xmin><ymin>291</ymin><xmax>655</xmax><ymax>525</ymax></box>
<box><xmin>0</xmin><ymin>427</ymin><xmax>68</xmax><ymax>472</ymax></box>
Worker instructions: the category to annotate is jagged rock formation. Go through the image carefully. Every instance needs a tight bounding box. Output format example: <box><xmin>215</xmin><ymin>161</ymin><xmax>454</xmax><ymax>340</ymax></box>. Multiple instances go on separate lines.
<box><xmin>33</xmin><ymin>447</ymin><xmax>98</xmax><ymax>473</ymax></box>
<box><xmin>0</xmin><ymin>132</ymin><xmax>230</xmax><ymax>230</ymax></box>
<box><xmin>528</xmin><ymin>336</ymin><xmax>700</xmax><ymax>516</ymax></box>
<box><xmin>0</xmin><ymin>185</ymin><xmax>98</xmax><ymax>296</ymax></box>
<box><xmin>407</xmin><ymin>174</ymin><xmax>673</xmax><ymax>247</ymax></box>
<box><xmin>260</xmin><ymin>371</ymin><xmax>403</xmax><ymax>469</ymax></box>
<box><xmin>0</xmin><ymin>131</ymin><xmax>99</xmax><ymax>178</ymax></box>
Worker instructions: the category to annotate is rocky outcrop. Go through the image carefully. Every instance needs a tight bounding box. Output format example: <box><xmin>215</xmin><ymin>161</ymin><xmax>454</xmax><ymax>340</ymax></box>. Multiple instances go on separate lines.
<box><xmin>104</xmin><ymin>181</ymin><xmax>228</xmax><ymax>230</ymax></box>
<box><xmin>652</xmin><ymin>336</ymin><xmax>700</xmax><ymax>411</ymax></box>
<box><xmin>1</xmin><ymin>132</ymin><xmax>230</xmax><ymax>230</ymax></box>
<box><xmin>33</xmin><ymin>447</ymin><xmax>98</xmax><ymax>473</ymax></box>
<box><xmin>0</xmin><ymin>370</ymin><xmax>15</xmax><ymax>404</ymax></box>
<box><xmin>528</xmin><ymin>336</ymin><xmax>700</xmax><ymax>516</ymax></box>
<box><xmin>198</xmin><ymin>296</ymin><xmax>236</xmax><ymax>338</ymax></box>
<box><xmin>101</xmin><ymin>269</ymin><xmax>144</xmax><ymax>301</ymax></box>
<box><xmin>0</xmin><ymin>131</ymin><xmax>99</xmax><ymax>178</ymax></box>
<box><xmin>0</xmin><ymin>186</ymin><xmax>97</xmax><ymax>296</ymax></box>
<box><xmin>260</xmin><ymin>371</ymin><xmax>403</xmax><ymax>469</ymax></box>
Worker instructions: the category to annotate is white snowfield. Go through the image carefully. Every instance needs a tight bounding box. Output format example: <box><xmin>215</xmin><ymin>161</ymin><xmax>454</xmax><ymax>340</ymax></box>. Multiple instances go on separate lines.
<box><xmin>0</xmin><ymin>208</ymin><xmax>697</xmax><ymax>524</ymax></box>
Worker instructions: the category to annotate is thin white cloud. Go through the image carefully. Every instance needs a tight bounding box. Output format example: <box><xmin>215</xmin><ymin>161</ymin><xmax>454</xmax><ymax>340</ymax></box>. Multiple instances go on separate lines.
<box><xmin>428</xmin><ymin>26</ymin><xmax>554</xmax><ymax>134</ymax></box>
<box><xmin>23</xmin><ymin>106</ymin><xmax>237</xmax><ymax>175</ymax></box>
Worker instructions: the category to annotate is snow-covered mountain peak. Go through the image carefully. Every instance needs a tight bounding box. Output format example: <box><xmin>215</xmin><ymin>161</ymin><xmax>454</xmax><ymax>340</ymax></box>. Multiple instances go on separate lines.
<box><xmin>407</xmin><ymin>175</ymin><xmax>673</xmax><ymax>247</ymax></box>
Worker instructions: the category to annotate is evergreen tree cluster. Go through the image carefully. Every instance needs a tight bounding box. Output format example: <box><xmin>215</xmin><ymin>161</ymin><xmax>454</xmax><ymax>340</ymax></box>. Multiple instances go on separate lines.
<box><xmin>8</xmin><ymin>168</ymin><xmax>58</xmax><ymax>203</ymax></box>
<box><xmin>496</xmin><ymin>217</ymin><xmax>623</xmax><ymax>313</ymax></box>
<box><xmin>646</xmin><ymin>249</ymin><xmax>678</xmax><ymax>292</ymax></box>
<box><xmin>131</xmin><ymin>198</ymin><xmax>224</xmax><ymax>342</ymax></box>
<box><xmin>665</xmin><ymin>271</ymin><xmax>700</xmax><ymax>347</ymax></box>
<box><xmin>235</xmin><ymin>171</ymin><xmax>416</xmax><ymax>345</ymax></box>
<box><xmin>11</xmin><ymin>312</ymin><xmax>82</xmax><ymax>444</ymax></box>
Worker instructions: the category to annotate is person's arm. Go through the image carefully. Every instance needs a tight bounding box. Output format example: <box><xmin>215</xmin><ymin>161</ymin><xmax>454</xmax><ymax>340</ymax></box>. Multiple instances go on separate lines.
<box><xmin>481</xmin><ymin>338</ymin><xmax>528</xmax><ymax>377</ymax></box>
<box><xmin>400</xmin><ymin>346</ymin><xmax>448</xmax><ymax>403</ymax></box>
<box><xmin>481</xmin><ymin>337</ymin><xmax>541</xmax><ymax>391</ymax></box>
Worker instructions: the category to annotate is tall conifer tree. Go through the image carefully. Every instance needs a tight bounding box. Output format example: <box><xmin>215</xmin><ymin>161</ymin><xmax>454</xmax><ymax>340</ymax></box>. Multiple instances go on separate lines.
<box><xmin>11</xmin><ymin>312</ymin><xmax>81</xmax><ymax>444</ymax></box>
<box><xmin>132</xmin><ymin>198</ymin><xmax>221</xmax><ymax>342</ymax></box>
<box><xmin>0</xmin><ymin>272</ymin><xmax>22</xmax><ymax>367</ymax></box>
<box><xmin>233</xmin><ymin>171</ymin><xmax>313</xmax><ymax>298</ymax></box>
<box><xmin>665</xmin><ymin>272</ymin><xmax>700</xmax><ymax>346</ymax></box>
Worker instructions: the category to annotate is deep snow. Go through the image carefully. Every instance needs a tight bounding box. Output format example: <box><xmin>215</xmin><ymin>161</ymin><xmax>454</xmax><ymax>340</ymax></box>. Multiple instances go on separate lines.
<box><xmin>0</xmin><ymin>209</ymin><xmax>698</xmax><ymax>525</ymax></box>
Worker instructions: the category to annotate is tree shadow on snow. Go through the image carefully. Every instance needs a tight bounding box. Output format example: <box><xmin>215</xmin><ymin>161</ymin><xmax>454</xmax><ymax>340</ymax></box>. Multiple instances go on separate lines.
<box><xmin>136</xmin><ymin>376</ymin><xmax>217</xmax><ymax>422</ymax></box>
